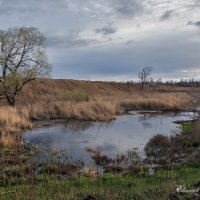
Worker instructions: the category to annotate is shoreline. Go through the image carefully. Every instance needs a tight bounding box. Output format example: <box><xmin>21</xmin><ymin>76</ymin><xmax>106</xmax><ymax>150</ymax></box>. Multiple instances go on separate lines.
<box><xmin>1</xmin><ymin>108</ymin><xmax>198</xmax><ymax>135</ymax></box>
<box><xmin>22</xmin><ymin>109</ymin><xmax>200</xmax><ymax>131</ymax></box>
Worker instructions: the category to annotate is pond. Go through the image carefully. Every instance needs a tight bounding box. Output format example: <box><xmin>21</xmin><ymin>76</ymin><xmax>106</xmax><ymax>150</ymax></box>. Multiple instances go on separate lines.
<box><xmin>24</xmin><ymin>112</ymin><xmax>198</xmax><ymax>167</ymax></box>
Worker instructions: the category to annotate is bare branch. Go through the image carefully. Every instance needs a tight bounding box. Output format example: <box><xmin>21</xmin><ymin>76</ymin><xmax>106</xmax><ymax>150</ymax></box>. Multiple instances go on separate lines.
<box><xmin>138</xmin><ymin>66</ymin><xmax>153</xmax><ymax>91</ymax></box>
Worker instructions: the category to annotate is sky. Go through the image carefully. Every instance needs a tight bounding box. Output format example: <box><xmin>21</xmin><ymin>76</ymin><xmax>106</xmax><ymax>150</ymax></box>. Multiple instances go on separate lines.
<box><xmin>0</xmin><ymin>0</ymin><xmax>200</xmax><ymax>81</ymax></box>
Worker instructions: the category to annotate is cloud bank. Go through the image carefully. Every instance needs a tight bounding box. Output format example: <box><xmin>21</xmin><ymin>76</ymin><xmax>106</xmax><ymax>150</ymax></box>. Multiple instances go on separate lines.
<box><xmin>0</xmin><ymin>0</ymin><xmax>200</xmax><ymax>80</ymax></box>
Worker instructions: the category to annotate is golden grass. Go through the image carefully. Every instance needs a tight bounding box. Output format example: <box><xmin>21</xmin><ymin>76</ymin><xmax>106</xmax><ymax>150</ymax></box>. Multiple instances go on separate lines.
<box><xmin>0</xmin><ymin>78</ymin><xmax>198</xmax><ymax>133</ymax></box>
<box><xmin>0</xmin><ymin>133</ymin><xmax>15</xmax><ymax>146</ymax></box>
<box><xmin>0</xmin><ymin>106</ymin><xmax>32</xmax><ymax>133</ymax></box>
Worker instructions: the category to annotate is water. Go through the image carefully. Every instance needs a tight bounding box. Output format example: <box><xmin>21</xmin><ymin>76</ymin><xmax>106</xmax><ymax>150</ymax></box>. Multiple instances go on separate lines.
<box><xmin>24</xmin><ymin>112</ymin><xmax>197</xmax><ymax>166</ymax></box>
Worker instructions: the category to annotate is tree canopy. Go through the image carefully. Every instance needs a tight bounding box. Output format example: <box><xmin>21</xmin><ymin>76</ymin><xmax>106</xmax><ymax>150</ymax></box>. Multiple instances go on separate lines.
<box><xmin>0</xmin><ymin>27</ymin><xmax>51</xmax><ymax>106</ymax></box>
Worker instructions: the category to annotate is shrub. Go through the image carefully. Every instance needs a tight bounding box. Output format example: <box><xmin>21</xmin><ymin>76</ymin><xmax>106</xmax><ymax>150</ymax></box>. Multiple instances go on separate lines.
<box><xmin>145</xmin><ymin>134</ymin><xmax>171</xmax><ymax>159</ymax></box>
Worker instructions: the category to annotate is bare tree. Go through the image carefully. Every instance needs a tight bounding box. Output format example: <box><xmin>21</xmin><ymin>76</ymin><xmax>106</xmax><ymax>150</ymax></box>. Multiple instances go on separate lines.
<box><xmin>138</xmin><ymin>66</ymin><xmax>153</xmax><ymax>91</ymax></box>
<box><xmin>0</xmin><ymin>27</ymin><xmax>51</xmax><ymax>106</ymax></box>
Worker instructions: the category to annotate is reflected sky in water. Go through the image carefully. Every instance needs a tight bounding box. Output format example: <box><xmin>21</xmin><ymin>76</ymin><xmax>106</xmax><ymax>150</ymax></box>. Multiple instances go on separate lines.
<box><xmin>24</xmin><ymin>112</ymin><xmax>197</xmax><ymax>166</ymax></box>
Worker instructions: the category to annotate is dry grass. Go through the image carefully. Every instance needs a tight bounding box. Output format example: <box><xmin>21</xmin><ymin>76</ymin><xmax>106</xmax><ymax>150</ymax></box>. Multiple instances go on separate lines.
<box><xmin>0</xmin><ymin>133</ymin><xmax>15</xmax><ymax>146</ymax></box>
<box><xmin>0</xmin><ymin>106</ymin><xmax>32</xmax><ymax>133</ymax></box>
<box><xmin>0</xmin><ymin>78</ymin><xmax>197</xmax><ymax>133</ymax></box>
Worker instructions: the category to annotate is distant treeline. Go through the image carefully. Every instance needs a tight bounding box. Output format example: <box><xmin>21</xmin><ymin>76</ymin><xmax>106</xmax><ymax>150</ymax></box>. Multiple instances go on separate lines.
<box><xmin>127</xmin><ymin>78</ymin><xmax>200</xmax><ymax>87</ymax></box>
<box><xmin>160</xmin><ymin>79</ymin><xmax>200</xmax><ymax>87</ymax></box>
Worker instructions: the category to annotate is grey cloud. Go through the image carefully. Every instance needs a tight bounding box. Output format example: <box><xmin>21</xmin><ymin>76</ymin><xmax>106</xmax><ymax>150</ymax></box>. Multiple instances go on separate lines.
<box><xmin>160</xmin><ymin>10</ymin><xmax>174</xmax><ymax>21</ymax></box>
<box><xmin>0</xmin><ymin>0</ymin><xmax>67</xmax><ymax>16</ymax></box>
<box><xmin>125</xmin><ymin>40</ymin><xmax>135</xmax><ymax>45</ymax></box>
<box><xmin>0</xmin><ymin>0</ymin><xmax>145</xmax><ymax>19</ymax></box>
<box><xmin>187</xmin><ymin>20</ymin><xmax>200</xmax><ymax>27</ymax></box>
<box><xmin>187</xmin><ymin>21</ymin><xmax>193</xmax><ymax>25</ymax></box>
<box><xmin>65</xmin><ymin>0</ymin><xmax>144</xmax><ymax>19</ymax></box>
<box><xmin>191</xmin><ymin>0</ymin><xmax>200</xmax><ymax>7</ymax></box>
<box><xmin>46</xmin><ymin>31</ymin><xmax>100</xmax><ymax>48</ymax></box>
<box><xmin>50</xmin><ymin>31</ymin><xmax>200</xmax><ymax>80</ymax></box>
<box><xmin>111</xmin><ymin>0</ymin><xmax>144</xmax><ymax>18</ymax></box>
<box><xmin>95</xmin><ymin>26</ymin><xmax>117</xmax><ymax>36</ymax></box>
<box><xmin>125</xmin><ymin>40</ymin><xmax>143</xmax><ymax>45</ymax></box>
<box><xmin>195</xmin><ymin>21</ymin><xmax>200</xmax><ymax>26</ymax></box>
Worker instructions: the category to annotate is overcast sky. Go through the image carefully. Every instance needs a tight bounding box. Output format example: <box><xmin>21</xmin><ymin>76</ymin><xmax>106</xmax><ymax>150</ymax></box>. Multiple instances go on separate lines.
<box><xmin>0</xmin><ymin>0</ymin><xmax>200</xmax><ymax>81</ymax></box>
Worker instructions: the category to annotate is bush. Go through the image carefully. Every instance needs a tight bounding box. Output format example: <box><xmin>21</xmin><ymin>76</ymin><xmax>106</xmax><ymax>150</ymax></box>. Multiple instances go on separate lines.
<box><xmin>145</xmin><ymin>134</ymin><xmax>171</xmax><ymax>159</ymax></box>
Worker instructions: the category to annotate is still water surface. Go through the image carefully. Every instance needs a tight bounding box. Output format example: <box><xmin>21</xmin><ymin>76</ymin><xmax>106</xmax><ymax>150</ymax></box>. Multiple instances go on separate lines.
<box><xmin>24</xmin><ymin>112</ymin><xmax>197</xmax><ymax>166</ymax></box>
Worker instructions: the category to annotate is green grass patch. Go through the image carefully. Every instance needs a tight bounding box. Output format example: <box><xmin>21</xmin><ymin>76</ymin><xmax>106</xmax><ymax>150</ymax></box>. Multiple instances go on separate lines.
<box><xmin>182</xmin><ymin>121</ymin><xmax>195</xmax><ymax>134</ymax></box>
<box><xmin>0</xmin><ymin>166</ymin><xmax>200</xmax><ymax>200</ymax></box>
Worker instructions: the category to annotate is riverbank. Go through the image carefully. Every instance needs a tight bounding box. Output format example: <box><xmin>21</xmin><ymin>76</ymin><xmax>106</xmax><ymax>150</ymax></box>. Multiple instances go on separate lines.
<box><xmin>0</xmin><ymin>79</ymin><xmax>199</xmax><ymax>134</ymax></box>
<box><xmin>0</xmin><ymin>149</ymin><xmax>199</xmax><ymax>200</ymax></box>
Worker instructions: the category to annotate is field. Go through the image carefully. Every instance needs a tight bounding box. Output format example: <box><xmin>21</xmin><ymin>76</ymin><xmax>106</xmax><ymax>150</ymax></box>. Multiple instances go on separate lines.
<box><xmin>0</xmin><ymin>79</ymin><xmax>198</xmax><ymax>133</ymax></box>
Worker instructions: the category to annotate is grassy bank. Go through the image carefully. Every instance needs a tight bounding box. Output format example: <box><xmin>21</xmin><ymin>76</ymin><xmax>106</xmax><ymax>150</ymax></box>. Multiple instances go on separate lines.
<box><xmin>144</xmin><ymin>119</ymin><xmax>200</xmax><ymax>165</ymax></box>
<box><xmin>0</xmin><ymin>164</ymin><xmax>199</xmax><ymax>199</ymax></box>
<box><xmin>0</xmin><ymin>79</ymin><xmax>198</xmax><ymax>133</ymax></box>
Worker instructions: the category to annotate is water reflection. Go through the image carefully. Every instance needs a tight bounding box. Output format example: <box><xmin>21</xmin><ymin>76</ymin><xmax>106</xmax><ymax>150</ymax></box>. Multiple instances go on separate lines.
<box><xmin>138</xmin><ymin>115</ymin><xmax>153</xmax><ymax>128</ymax></box>
<box><xmin>24</xmin><ymin>112</ymin><xmax>197</xmax><ymax>167</ymax></box>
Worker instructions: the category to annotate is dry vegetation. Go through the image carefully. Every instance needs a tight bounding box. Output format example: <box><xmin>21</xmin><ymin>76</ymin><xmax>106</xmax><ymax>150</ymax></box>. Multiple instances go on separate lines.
<box><xmin>0</xmin><ymin>78</ymin><xmax>198</xmax><ymax>133</ymax></box>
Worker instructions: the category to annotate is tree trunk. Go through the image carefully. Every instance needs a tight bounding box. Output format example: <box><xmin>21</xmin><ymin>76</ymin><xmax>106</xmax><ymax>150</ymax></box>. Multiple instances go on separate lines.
<box><xmin>142</xmin><ymin>82</ymin><xmax>144</xmax><ymax>91</ymax></box>
<box><xmin>6</xmin><ymin>96</ymin><xmax>16</xmax><ymax>106</ymax></box>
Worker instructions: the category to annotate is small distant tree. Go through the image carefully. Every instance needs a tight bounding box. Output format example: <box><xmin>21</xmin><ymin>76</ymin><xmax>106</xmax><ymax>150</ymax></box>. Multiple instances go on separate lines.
<box><xmin>157</xmin><ymin>78</ymin><xmax>162</xmax><ymax>84</ymax></box>
<box><xmin>0</xmin><ymin>27</ymin><xmax>51</xmax><ymax>106</ymax></box>
<box><xmin>138</xmin><ymin>66</ymin><xmax>153</xmax><ymax>91</ymax></box>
